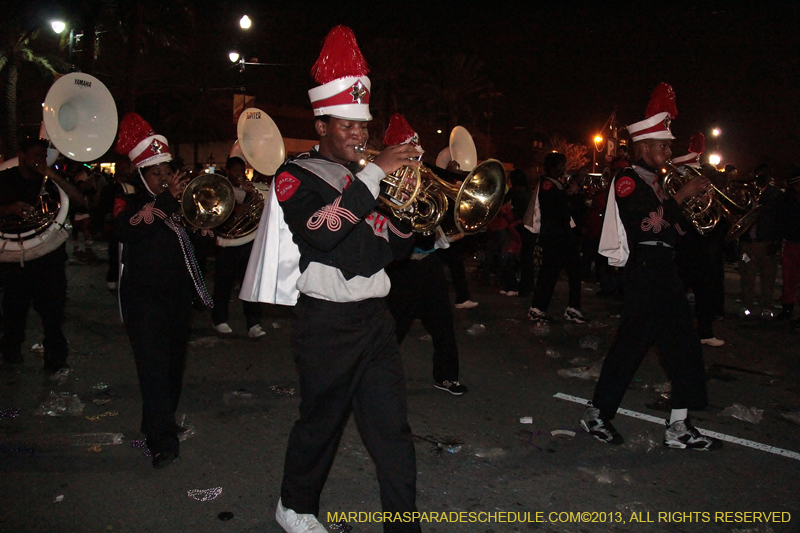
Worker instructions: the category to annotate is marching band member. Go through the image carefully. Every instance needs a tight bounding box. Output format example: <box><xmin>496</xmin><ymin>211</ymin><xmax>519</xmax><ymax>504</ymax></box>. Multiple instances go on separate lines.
<box><xmin>0</xmin><ymin>137</ymin><xmax>87</xmax><ymax>377</ymax></box>
<box><xmin>270</xmin><ymin>27</ymin><xmax>420</xmax><ymax>533</ymax></box>
<box><xmin>211</xmin><ymin>155</ymin><xmax>266</xmax><ymax>337</ymax></box>
<box><xmin>383</xmin><ymin>114</ymin><xmax>468</xmax><ymax>396</ymax></box>
<box><xmin>115</xmin><ymin>113</ymin><xmax>211</xmax><ymax>469</ymax></box>
<box><xmin>524</xmin><ymin>152</ymin><xmax>586</xmax><ymax>324</ymax></box>
<box><xmin>582</xmin><ymin>84</ymin><xmax>721</xmax><ymax>451</ymax></box>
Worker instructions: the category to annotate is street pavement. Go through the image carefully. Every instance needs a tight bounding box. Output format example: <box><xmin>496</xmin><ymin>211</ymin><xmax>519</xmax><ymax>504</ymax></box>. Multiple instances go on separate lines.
<box><xmin>1</xmin><ymin>245</ymin><xmax>799</xmax><ymax>533</ymax></box>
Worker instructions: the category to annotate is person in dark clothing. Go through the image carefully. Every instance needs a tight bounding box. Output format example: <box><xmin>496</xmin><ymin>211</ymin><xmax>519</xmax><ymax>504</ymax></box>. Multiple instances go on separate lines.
<box><xmin>271</xmin><ymin>27</ymin><xmax>420</xmax><ymax>533</ymax></box>
<box><xmin>526</xmin><ymin>152</ymin><xmax>586</xmax><ymax>324</ymax></box>
<box><xmin>0</xmin><ymin>137</ymin><xmax>87</xmax><ymax>376</ymax></box>
<box><xmin>211</xmin><ymin>156</ymin><xmax>265</xmax><ymax>337</ymax></box>
<box><xmin>115</xmin><ymin>113</ymin><xmax>210</xmax><ymax>470</ymax></box>
<box><xmin>738</xmin><ymin>164</ymin><xmax>783</xmax><ymax>317</ymax></box>
<box><xmin>98</xmin><ymin>155</ymin><xmax>136</xmax><ymax>289</ymax></box>
<box><xmin>505</xmin><ymin>169</ymin><xmax>535</xmax><ymax>296</ymax></box>
<box><xmin>582</xmin><ymin>83</ymin><xmax>721</xmax><ymax>451</ymax></box>
<box><xmin>776</xmin><ymin>171</ymin><xmax>800</xmax><ymax>323</ymax></box>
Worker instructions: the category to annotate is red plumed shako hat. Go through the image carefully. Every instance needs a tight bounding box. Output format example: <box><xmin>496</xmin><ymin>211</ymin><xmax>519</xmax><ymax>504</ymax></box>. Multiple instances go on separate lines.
<box><xmin>115</xmin><ymin>113</ymin><xmax>172</xmax><ymax>168</ymax></box>
<box><xmin>628</xmin><ymin>83</ymin><xmax>677</xmax><ymax>143</ymax></box>
<box><xmin>307</xmin><ymin>26</ymin><xmax>372</xmax><ymax>121</ymax></box>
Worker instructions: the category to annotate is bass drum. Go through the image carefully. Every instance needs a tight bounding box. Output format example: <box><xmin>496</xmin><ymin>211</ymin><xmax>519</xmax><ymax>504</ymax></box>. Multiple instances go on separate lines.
<box><xmin>0</xmin><ymin>184</ymin><xmax>70</xmax><ymax>263</ymax></box>
<box><xmin>216</xmin><ymin>182</ymin><xmax>269</xmax><ymax>248</ymax></box>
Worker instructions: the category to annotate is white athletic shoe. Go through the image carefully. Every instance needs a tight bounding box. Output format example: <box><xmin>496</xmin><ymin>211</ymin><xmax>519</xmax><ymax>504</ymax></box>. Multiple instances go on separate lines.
<box><xmin>455</xmin><ymin>300</ymin><xmax>479</xmax><ymax>309</ymax></box>
<box><xmin>214</xmin><ymin>322</ymin><xmax>233</xmax><ymax>334</ymax></box>
<box><xmin>700</xmin><ymin>337</ymin><xmax>725</xmax><ymax>347</ymax></box>
<box><xmin>276</xmin><ymin>498</ymin><xmax>326</xmax><ymax>533</ymax></box>
<box><xmin>248</xmin><ymin>324</ymin><xmax>266</xmax><ymax>338</ymax></box>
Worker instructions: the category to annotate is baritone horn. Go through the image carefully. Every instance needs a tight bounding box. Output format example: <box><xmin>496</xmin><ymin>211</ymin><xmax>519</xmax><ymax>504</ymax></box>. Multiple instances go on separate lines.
<box><xmin>662</xmin><ymin>163</ymin><xmax>763</xmax><ymax>242</ymax></box>
<box><xmin>354</xmin><ymin>145</ymin><xmax>422</xmax><ymax>211</ymax></box>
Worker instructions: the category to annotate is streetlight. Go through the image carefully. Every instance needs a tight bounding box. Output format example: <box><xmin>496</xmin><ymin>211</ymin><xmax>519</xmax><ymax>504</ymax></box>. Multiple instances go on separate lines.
<box><xmin>239</xmin><ymin>15</ymin><xmax>252</xmax><ymax>29</ymax></box>
<box><xmin>51</xmin><ymin>20</ymin><xmax>66</xmax><ymax>34</ymax></box>
<box><xmin>229</xmin><ymin>51</ymin><xmax>240</xmax><ymax>63</ymax></box>
<box><xmin>709</xmin><ymin>154</ymin><xmax>721</xmax><ymax>166</ymax></box>
<box><xmin>593</xmin><ymin>135</ymin><xmax>603</xmax><ymax>172</ymax></box>
<box><xmin>712</xmin><ymin>128</ymin><xmax>721</xmax><ymax>137</ymax></box>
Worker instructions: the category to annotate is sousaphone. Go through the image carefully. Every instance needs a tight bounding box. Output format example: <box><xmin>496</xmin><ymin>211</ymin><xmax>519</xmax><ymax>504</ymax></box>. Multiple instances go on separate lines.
<box><xmin>1</xmin><ymin>74</ymin><xmax>118</xmax><ymax>263</ymax></box>
<box><xmin>216</xmin><ymin>109</ymin><xmax>286</xmax><ymax>247</ymax></box>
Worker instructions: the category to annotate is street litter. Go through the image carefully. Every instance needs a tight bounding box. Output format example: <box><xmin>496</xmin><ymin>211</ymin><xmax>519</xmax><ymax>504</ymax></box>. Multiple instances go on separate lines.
<box><xmin>419</xmin><ymin>334</ymin><xmax>432</xmax><ymax>341</ymax></box>
<box><xmin>85</xmin><ymin>411</ymin><xmax>118</xmax><ymax>422</ymax></box>
<box><xmin>270</xmin><ymin>385</ymin><xmax>296</xmax><ymax>396</ymax></box>
<box><xmin>187</xmin><ymin>487</ymin><xmax>222</xmax><ymax>501</ymax></box>
<box><xmin>48</xmin><ymin>367</ymin><xmax>71</xmax><ymax>384</ymax></box>
<box><xmin>557</xmin><ymin>366</ymin><xmax>601</xmax><ymax>380</ymax></box>
<box><xmin>270</xmin><ymin>321</ymin><xmax>283</xmax><ymax>329</ymax></box>
<box><xmin>519</xmin><ymin>417</ymin><xmax>533</xmax><ymax>424</ymax></box>
<box><xmin>188</xmin><ymin>336</ymin><xmax>221</xmax><ymax>348</ymax></box>
<box><xmin>86</xmin><ymin>445</ymin><xmax>102</xmax><ymax>452</ymax></box>
<box><xmin>36</xmin><ymin>392</ymin><xmax>85</xmax><ymax>416</ymax></box>
<box><xmin>550</xmin><ymin>430</ymin><xmax>576</xmax><ymax>438</ymax></box>
<box><xmin>414</xmin><ymin>434</ymin><xmax>463</xmax><ymax>454</ymax></box>
<box><xmin>626</xmin><ymin>432</ymin><xmax>659</xmax><ymax>452</ymax></box>
<box><xmin>578</xmin><ymin>466</ymin><xmax>613</xmax><ymax>484</ymax></box>
<box><xmin>579</xmin><ymin>335</ymin><xmax>601</xmax><ymax>350</ymax></box>
<box><xmin>54</xmin><ymin>495</ymin><xmax>64</xmax><ymax>503</ymax></box>
<box><xmin>781</xmin><ymin>412</ymin><xmax>800</xmax><ymax>425</ymax></box>
<box><xmin>474</xmin><ymin>447</ymin><xmax>505</xmax><ymax>458</ymax></box>
<box><xmin>545</xmin><ymin>348</ymin><xmax>561</xmax><ymax>358</ymax></box>
<box><xmin>466</xmin><ymin>324</ymin><xmax>486</xmax><ymax>336</ymax></box>
<box><xmin>532</xmin><ymin>323</ymin><xmax>550</xmax><ymax>336</ymax></box>
<box><xmin>720</xmin><ymin>404</ymin><xmax>764</xmax><ymax>424</ymax></box>
<box><xmin>30</xmin><ymin>343</ymin><xmax>44</xmax><ymax>354</ymax></box>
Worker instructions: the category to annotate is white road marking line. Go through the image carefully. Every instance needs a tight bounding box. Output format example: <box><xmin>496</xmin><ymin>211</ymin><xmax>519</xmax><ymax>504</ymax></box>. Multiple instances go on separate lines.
<box><xmin>554</xmin><ymin>392</ymin><xmax>800</xmax><ymax>461</ymax></box>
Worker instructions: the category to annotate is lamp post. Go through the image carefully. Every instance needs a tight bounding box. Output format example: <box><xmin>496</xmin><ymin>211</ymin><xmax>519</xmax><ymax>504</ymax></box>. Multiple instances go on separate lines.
<box><xmin>593</xmin><ymin>135</ymin><xmax>603</xmax><ymax>172</ymax></box>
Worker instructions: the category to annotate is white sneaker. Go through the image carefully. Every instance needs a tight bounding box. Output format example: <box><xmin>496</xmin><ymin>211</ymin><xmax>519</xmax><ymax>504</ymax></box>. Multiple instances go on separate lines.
<box><xmin>214</xmin><ymin>323</ymin><xmax>233</xmax><ymax>334</ymax></box>
<box><xmin>276</xmin><ymin>498</ymin><xmax>326</xmax><ymax>533</ymax></box>
<box><xmin>700</xmin><ymin>337</ymin><xmax>725</xmax><ymax>347</ymax></box>
<box><xmin>248</xmin><ymin>324</ymin><xmax>266</xmax><ymax>338</ymax></box>
<box><xmin>455</xmin><ymin>300</ymin><xmax>479</xmax><ymax>309</ymax></box>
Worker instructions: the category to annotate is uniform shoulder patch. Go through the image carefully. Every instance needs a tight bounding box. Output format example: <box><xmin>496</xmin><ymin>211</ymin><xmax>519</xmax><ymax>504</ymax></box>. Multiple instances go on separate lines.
<box><xmin>541</xmin><ymin>179</ymin><xmax>554</xmax><ymax>191</ymax></box>
<box><xmin>615</xmin><ymin>176</ymin><xmax>636</xmax><ymax>197</ymax></box>
<box><xmin>275</xmin><ymin>172</ymin><xmax>301</xmax><ymax>202</ymax></box>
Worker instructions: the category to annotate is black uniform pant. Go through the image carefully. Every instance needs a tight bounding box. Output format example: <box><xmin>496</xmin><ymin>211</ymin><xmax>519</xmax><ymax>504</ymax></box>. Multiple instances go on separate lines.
<box><xmin>677</xmin><ymin>229</ymin><xmax>725</xmax><ymax>339</ymax></box>
<box><xmin>281</xmin><ymin>295</ymin><xmax>419</xmax><ymax>532</ymax></box>
<box><xmin>386</xmin><ymin>255</ymin><xmax>459</xmax><ymax>383</ymax></box>
<box><xmin>122</xmin><ymin>285</ymin><xmax>192</xmax><ymax>455</ymax></box>
<box><xmin>211</xmin><ymin>243</ymin><xmax>261</xmax><ymax>328</ymax></box>
<box><xmin>436</xmin><ymin>241</ymin><xmax>471</xmax><ymax>304</ymax></box>
<box><xmin>592</xmin><ymin>246</ymin><xmax>708</xmax><ymax>420</ymax></box>
<box><xmin>1</xmin><ymin>246</ymin><xmax>68</xmax><ymax>370</ymax></box>
<box><xmin>106</xmin><ymin>234</ymin><xmax>120</xmax><ymax>283</ymax></box>
<box><xmin>530</xmin><ymin>233</ymin><xmax>581</xmax><ymax>311</ymax></box>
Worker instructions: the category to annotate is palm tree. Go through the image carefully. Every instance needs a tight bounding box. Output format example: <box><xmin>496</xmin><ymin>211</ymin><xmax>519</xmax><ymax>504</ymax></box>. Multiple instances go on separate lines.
<box><xmin>0</xmin><ymin>23</ymin><xmax>59</xmax><ymax>155</ymax></box>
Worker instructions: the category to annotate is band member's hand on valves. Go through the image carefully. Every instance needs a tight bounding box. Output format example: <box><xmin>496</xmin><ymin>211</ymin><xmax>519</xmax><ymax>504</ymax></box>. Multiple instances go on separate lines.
<box><xmin>371</xmin><ymin>144</ymin><xmax>421</xmax><ymax>176</ymax></box>
<box><xmin>673</xmin><ymin>176</ymin><xmax>711</xmax><ymax>204</ymax></box>
<box><xmin>167</xmin><ymin>170</ymin><xmax>189</xmax><ymax>199</ymax></box>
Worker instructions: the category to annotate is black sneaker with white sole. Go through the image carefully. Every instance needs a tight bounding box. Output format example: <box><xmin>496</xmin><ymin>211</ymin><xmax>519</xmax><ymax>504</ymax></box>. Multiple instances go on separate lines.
<box><xmin>528</xmin><ymin>307</ymin><xmax>553</xmax><ymax>323</ymax></box>
<box><xmin>581</xmin><ymin>406</ymin><xmax>624</xmax><ymax>444</ymax></box>
<box><xmin>434</xmin><ymin>380</ymin><xmax>468</xmax><ymax>395</ymax></box>
<box><xmin>564</xmin><ymin>307</ymin><xmax>587</xmax><ymax>324</ymax></box>
<box><xmin>663</xmin><ymin>419</ymin><xmax>722</xmax><ymax>451</ymax></box>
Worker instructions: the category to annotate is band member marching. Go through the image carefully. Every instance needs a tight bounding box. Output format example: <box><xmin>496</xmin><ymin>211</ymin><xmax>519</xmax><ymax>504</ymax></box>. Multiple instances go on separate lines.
<box><xmin>115</xmin><ymin>113</ymin><xmax>212</xmax><ymax>469</ymax></box>
<box><xmin>582</xmin><ymin>83</ymin><xmax>721</xmax><ymax>451</ymax></box>
<box><xmin>252</xmin><ymin>26</ymin><xmax>421</xmax><ymax>532</ymax></box>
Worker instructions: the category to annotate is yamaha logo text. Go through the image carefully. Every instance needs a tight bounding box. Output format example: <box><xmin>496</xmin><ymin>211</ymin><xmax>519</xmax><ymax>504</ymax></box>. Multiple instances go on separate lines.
<box><xmin>246</xmin><ymin>111</ymin><xmax>261</xmax><ymax>120</ymax></box>
<box><xmin>74</xmin><ymin>79</ymin><xmax>92</xmax><ymax>88</ymax></box>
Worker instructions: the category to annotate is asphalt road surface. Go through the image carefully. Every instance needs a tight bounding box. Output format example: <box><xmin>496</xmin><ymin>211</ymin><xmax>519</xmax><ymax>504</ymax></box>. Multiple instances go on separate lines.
<box><xmin>1</xmin><ymin>245</ymin><xmax>798</xmax><ymax>532</ymax></box>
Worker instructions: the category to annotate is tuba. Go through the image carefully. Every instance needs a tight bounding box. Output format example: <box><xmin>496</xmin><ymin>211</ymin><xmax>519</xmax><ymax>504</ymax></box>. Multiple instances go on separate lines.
<box><xmin>213</xmin><ymin>108</ymin><xmax>287</xmax><ymax>247</ymax></box>
<box><xmin>2</xmin><ymin>73</ymin><xmax>118</xmax><ymax>263</ymax></box>
<box><xmin>662</xmin><ymin>163</ymin><xmax>763</xmax><ymax>242</ymax></box>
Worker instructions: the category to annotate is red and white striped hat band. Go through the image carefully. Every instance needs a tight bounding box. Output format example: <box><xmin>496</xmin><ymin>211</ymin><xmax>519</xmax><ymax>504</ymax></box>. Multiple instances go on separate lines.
<box><xmin>308</xmin><ymin>76</ymin><xmax>372</xmax><ymax>121</ymax></box>
<box><xmin>628</xmin><ymin>111</ymin><xmax>675</xmax><ymax>143</ymax></box>
<box><xmin>672</xmin><ymin>151</ymin><xmax>700</xmax><ymax>165</ymax></box>
<box><xmin>129</xmin><ymin>135</ymin><xmax>172</xmax><ymax>168</ymax></box>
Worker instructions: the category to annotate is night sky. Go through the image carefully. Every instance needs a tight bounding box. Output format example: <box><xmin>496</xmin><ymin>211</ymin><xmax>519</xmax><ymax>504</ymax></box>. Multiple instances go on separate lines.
<box><xmin>9</xmin><ymin>1</ymin><xmax>800</xmax><ymax>177</ymax></box>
